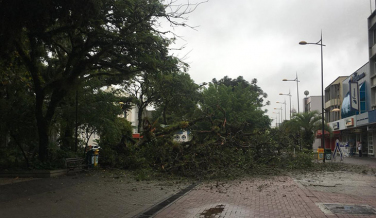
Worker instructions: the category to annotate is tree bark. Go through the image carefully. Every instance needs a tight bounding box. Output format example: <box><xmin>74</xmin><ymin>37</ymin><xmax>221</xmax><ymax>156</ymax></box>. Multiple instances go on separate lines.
<box><xmin>37</xmin><ymin>119</ymin><xmax>50</xmax><ymax>162</ymax></box>
<box><xmin>137</xmin><ymin>104</ymin><xmax>146</xmax><ymax>133</ymax></box>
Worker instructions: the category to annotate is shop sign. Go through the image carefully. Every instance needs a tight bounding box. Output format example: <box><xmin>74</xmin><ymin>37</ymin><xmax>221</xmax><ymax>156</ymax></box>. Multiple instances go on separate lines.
<box><xmin>356</xmin><ymin>112</ymin><xmax>369</xmax><ymax>126</ymax></box>
<box><xmin>369</xmin><ymin>110</ymin><xmax>376</xmax><ymax>123</ymax></box>
<box><xmin>332</xmin><ymin>122</ymin><xmax>339</xmax><ymax>130</ymax></box>
<box><xmin>345</xmin><ymin>118</ymin><xmax>354</xmax><ymax>127</ymax></box>
<box><xmin>350</xmin><ymin>82</ymin><xmax>359</xmax><ymax>111</ymax></box>
<box><xmin>350</xmin><ymin>72</ymin><xmax>366</xmax><ymax>82</ymax></box>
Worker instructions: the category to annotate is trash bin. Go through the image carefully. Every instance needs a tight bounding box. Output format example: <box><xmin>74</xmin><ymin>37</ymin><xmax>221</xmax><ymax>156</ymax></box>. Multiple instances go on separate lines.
<box><xmin>93</xmin><ymin>149</ymin><xmax>99</xmax><ymax>167</ymax></box>
<box><xmin>324</xmin><ymin>148</ymin><xmax>332</xmax><ymax>160</ymax></box>
<box><xmin>86</xmin><ymin>147</ymin><xmax>100</xmax><ymax>168</ymax></box>
<box><xmin>317</xmin><ymin>148</ymin><xmax>324</xmax><ymax>160</ymax></box>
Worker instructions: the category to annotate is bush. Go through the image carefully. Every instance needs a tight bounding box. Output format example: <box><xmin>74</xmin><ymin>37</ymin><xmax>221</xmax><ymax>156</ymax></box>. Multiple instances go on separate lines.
<box><xmin>285</xmin><ymin>151</ymin><xmax>314</xmax><ymax>170</ymax></box>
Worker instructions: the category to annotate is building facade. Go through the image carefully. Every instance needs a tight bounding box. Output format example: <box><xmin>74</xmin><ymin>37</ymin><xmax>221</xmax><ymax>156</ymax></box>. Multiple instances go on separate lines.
<box><xmin>327</xmin><ymin>63</ymin><xmax>372</xmax><ymax>157</ymax></box>
<box><xmin>303</xmin><ymin>96</ymin><xmax>322</xmax><ymax>113</ymax></box>
<box><xmin>324</xmin><ymin>76</ymin><xmax>347</xmax><ymax>123</ymax></box>
<box><xmin>308</xmin><ymin>11</ymin><xmax>376</xmax><ymax>157</ymax></box>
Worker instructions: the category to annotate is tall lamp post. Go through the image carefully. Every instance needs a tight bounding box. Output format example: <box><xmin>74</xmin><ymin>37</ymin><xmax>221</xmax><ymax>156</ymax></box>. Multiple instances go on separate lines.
<box><xmin>273</xmin><ymin>112</ymin><xmax>280</xmax><ymax>127</ymax></box>
<box><xmin>283</xmin><ymin>72</ymin><xmax>300</xmax><ymax>113</ymax></box>
<box><xmin>276</xmin><ymin>101</ymin><xmax>287</xmax><ymax>122</ymax></box>
<box><xmin>280</xmin><ymin>91</ymin><xmax>292</xmax><ymax>119</ymax></box>
<box><xmin>274</xmin><ymin>107</ymin><xmax>283</xmax><ymax>123</ymax></box>
<box><xmin>299</xmin><ymin>32</ymin><xmax>326</xmax><ymax>162</ymax></box>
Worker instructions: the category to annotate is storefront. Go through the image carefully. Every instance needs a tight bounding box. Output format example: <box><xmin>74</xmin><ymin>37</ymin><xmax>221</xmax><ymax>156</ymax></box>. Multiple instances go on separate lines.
<box><xmin>315</xmin><ymin>130</ymin><xmax>331</xmax><ymax>150</ymax></box>
<box><xmin>366</xmin><ymin>110</ymin><xmax>376</xmax><ymax>156</ymax></box>
<box><xmin>328</xmin><ymin>112</ymin><xmax>375</xmax><ymax>157</ymax></box>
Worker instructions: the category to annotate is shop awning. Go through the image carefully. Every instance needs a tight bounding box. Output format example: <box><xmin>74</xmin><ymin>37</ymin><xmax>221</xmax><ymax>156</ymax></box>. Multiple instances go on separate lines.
<box><xmin>132</xmin><ymin>133</ymin><xmax>143</xmax><ymax>139</ymax></box>
<box><xmin>315</xmin><ymin>130</ymin><xmax>330</xmax><ymax>137</ymax></box>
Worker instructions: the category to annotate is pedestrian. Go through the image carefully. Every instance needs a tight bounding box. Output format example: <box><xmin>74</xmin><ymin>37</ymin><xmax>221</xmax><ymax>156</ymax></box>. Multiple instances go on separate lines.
<box><xmin>358</xmin><ymin>141</ymin><xmax>362</xmax><ymax>157</ymax></box>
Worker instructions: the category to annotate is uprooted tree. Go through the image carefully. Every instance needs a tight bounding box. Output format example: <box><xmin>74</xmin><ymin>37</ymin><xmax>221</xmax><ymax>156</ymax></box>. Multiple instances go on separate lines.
<box><xmin>121</xmin><ymin>76</ymin><xmax>285</xmax><ymax>178</ymax></box>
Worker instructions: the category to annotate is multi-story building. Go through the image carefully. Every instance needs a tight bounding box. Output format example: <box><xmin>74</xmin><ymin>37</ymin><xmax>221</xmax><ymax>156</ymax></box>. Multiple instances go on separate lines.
<box><xmin>313</xmin><ymin>11</ymin><xmax>376</xmax><ymax>157</ymax></box>
<box><xmin>303</xmin><ymin>96</ymin><xmax>322</xmax><ymax>114</ymax></box>
<box><xmin>368</xmin><ymin>10</ymin><xmax>376</xmax><ymax>108</ymax></box>
<box><xmin>324</xmin><ymin>76</ymin><xmax>347</xmax><ymax>122</ymax></box>
<box><xmin>331</xmin><ymin>63</ymin><xmax>371</xmax><ymax>155</ymax></box>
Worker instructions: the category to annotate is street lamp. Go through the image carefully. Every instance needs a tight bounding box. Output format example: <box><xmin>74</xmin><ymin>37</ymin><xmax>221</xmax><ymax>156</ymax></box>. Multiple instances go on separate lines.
<box><xmin>273</xmin><ymin>112</ymin><xmax>280</xmax><ymax>127</ymax></box>
<box><xmin>283</xmin><ymin>72</ymin><xmax>300</xmax><ymax>113</ymax></box>
<box><xmin>274</xmin><ymin>107</ymin><xmax>283</xmax><ymax>123</ymax></box>
<box><xmin>276</xmin><ymin>101</ymin><xmax>286</xmax><ymax>122</ymax></box>
<box><xmin>299</xmin><ymin>32</ymin><xmax>326</xmax><ymax>162</ymax></box>
<box><xmin>279</xmin><ymin>91</ymin><xmax>292</xmax><ymax>119</ymax></box>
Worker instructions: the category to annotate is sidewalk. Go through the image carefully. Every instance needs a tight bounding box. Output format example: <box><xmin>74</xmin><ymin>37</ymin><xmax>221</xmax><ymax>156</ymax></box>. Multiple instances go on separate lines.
<box><xmin>340</xmin><ymin>156</ymin><xmax>376</xmax><ymax>168</ymax></box>
<box><xmin>153</xmin><ymin>157</ymin><xmax>376</xmax><ymax>218</ymax></box>
<box><xmin>0</xmin><ymin>170</ymin><xmax>192</xmax><ymax>218</ymax></box>
<box><xmin>1</xmin><ymin>160</ymin><xmax>376</xmax><ymax>218</ymax></box>
<box><xmin>154</xmin><ymin>173</ymin><xmax>376</xmax><ymax>218</ymax></box>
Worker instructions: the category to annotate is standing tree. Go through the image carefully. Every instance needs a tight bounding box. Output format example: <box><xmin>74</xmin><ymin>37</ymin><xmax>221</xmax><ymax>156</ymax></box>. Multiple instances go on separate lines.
<box><xmin>202</xmin><ymin>76</ymin><xmax>271</xmax><ymax>133</ymax></box>
<box><xmin>196</xmin><ymin>76</ymin><xmax>271</xmax><ymax>151</ymax></box>
<box><xmin>153</xmin><ymin>72</ymin><xmax>201</xmax><ymax>125</ymax></box>
<box><xmin>0</xmin><ymin>58</ymin><xmax>37</xmax><ymax>168</ymax></box>
<box><xmin>0</xmin><ymin>0</ymin><xmax>195</xmax><ymax>162</ymax></box>
<box><xmin>123</xmin><ymin>72</ymin><xmax>161</xmax><ymax>133</ymax></box>
<box><xmin>284</xmin><ymin>111</ymin><xmax>331</xmax><ymax>150</ymax></box>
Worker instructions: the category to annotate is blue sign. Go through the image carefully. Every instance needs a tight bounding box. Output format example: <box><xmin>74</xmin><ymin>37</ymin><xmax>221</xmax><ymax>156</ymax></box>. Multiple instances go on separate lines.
<box><xmin>370</xmin><ymin>110</ymin><xmax>376</xmax><ymax>123</ymax></box>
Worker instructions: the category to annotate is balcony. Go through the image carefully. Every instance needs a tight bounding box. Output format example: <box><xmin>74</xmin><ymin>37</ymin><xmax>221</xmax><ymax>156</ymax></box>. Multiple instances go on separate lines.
<box><xmin>325</xmin><ymin>98</ymin><xmax>340</xmax><ymax>109</ymax></box>
<box><xmin>369</xmin><ymin>12</ymin><xmax>376</xmax><ymax>31</ymax></box>
<box><xmin>370</xmin><ymin>44</ymin><xmax>376</xmax><ymax>59</ymax></box>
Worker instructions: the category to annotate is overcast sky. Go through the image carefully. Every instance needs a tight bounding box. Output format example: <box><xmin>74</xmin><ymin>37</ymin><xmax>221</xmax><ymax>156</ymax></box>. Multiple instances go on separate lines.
<box><xmin>167</xmin><ymin>0</ymin><xmax>372</xmax><ymax>127</ymax></box>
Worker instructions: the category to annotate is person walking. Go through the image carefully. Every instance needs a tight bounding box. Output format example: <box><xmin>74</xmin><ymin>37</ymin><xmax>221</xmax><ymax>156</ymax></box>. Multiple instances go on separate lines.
<box><xmin>358</xmin><ymin>141</ymin><xmax>362</xmax><ymax>157</ymax></box>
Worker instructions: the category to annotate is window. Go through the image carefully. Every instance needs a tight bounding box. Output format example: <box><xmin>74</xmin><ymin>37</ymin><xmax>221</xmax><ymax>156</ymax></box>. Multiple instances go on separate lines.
<box><xmin>341</xmin><ymin>82</ymin><xmax>366</xmax><ymax>118</ymax></box>
<box><xmin>369</xmin><ymin>134</ymin><xmax>374</xmax><ymax>155</ymax></box>
<box><xmin>359</xmin><ymin>82</ymin><xmax>366</xmax><ymax>113</ymax></box>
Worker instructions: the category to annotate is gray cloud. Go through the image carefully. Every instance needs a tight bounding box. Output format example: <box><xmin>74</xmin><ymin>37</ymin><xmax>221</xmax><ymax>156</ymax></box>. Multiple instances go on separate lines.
<box><xmin>169</xmin><ymin>0</ymin><xmax>372</xmax><ymax>126</ymax></box>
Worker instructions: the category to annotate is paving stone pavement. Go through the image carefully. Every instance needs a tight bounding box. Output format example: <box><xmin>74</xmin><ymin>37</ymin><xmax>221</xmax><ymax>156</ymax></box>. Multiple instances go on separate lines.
<box><xmin>2</xmin><ymin>157</ymin><xmax>376</xmax><ymax>218</ymax></box>
<box><xmin>154</xmin><ymin>157</ymin><xmax>376</xmax><ymax>218</ymax></box>
<box><xmin>154</xmin><ymin>174</ymin><xmax>376</xmax><ymax>218</ymax></box>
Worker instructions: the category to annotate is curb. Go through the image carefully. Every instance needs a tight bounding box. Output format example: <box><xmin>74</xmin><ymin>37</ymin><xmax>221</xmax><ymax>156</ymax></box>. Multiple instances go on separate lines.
<box><xmin>134</xmin><ymin>182</ymin><xmax>199</xmax><ymax>218</ymax></box>
<box><xmin>0</xmin><ymin>169</ymin><xmax>67</xmax><ymax>178</ymax></box>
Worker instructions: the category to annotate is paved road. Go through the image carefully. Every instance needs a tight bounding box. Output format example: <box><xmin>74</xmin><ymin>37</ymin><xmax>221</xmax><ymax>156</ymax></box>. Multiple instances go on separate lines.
<box><xmin>1</xmin><ymin>157</ymin><xmax>376</xmax><ymax>218</ymax></box>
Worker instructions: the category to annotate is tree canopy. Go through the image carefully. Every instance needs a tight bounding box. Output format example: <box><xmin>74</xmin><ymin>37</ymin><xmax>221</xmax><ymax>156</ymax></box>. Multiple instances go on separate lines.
<box><xmin>0</xmin><ymin>0</ymin><xmax>189</xmax><ymax>162</ymax></box>
<box><xmin>283</xmin><ymin>111</ymin><xmax>332</xmax><ymax>150</ymax></box>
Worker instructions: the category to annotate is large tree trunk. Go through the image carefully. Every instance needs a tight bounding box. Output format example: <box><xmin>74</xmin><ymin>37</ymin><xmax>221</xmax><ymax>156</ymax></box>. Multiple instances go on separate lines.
<box><xmin>37</xmin><ymin>119</ymin><xmax>50</xmax><ymax>162</ymax></box>
<box><xmin>35</xmin><ymin>86</ymin><xmax>50</xmax><ymax>162</ymax></box>
<box><xmin>137</xmin><ymin>105</ymin><xmax>145</xmax><ymax>133</ymax></box>
<box><xmin>61</xmin><ymin>123</ymin><xmax>74</xmax><ymax>151</ymax></box>
<box><xmin>35</xmin><ymin>86</ymin><xmax>64</xmax><ymax>162</ymax></box>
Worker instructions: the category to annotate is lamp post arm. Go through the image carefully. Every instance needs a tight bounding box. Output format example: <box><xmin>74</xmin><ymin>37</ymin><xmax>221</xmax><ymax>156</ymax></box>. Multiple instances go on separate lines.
<box><xmin>299</xmin><ymin>41</ymin><xmax>326</xmax><ymax>46</ymax></box>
